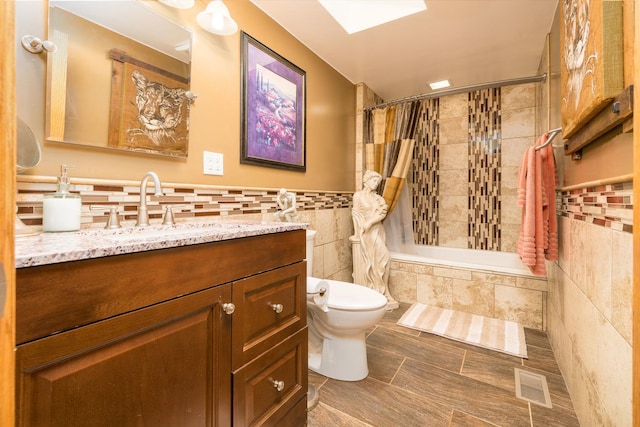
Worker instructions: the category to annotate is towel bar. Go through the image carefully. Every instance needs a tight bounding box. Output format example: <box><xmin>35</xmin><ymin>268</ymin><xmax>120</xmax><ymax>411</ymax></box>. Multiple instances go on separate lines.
<box><xmin>535</xmin><ymin>128</ymin><xmax>562</xmax><ymax>150</ymax></box>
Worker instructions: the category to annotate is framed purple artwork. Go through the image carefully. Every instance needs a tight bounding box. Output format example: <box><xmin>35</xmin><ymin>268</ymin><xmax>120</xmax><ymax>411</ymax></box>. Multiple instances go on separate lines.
<box><xmin>241</xmin><ymin>32</ymin><xmax>306</xmax><ymax>171</ymax></box>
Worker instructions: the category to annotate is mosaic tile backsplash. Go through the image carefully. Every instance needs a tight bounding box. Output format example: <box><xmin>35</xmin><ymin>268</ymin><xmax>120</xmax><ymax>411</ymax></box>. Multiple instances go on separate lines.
<box><xmin>16</xmin><ymin>177</ymin><xmax>352</xmax><ymax>229</ymax></box>
<box><xmin>559</xmin><ymin>181</ymin><xmax>633</xmax><ymax>233</ymax></box>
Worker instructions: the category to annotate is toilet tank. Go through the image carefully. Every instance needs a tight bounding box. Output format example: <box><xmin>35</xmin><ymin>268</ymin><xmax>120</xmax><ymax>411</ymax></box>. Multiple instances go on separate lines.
<box><xmin>306</xmin><ymin>230</ymin><xmax>316</xmax><ymax>277</ymax></box>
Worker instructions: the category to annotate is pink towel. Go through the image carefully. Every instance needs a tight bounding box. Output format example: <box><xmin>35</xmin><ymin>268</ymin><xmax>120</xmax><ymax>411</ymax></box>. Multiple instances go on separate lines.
<box><xmin>517</xmin><ymin>133</ymin><xmax>558</xmax><ymax>276</ymax></box>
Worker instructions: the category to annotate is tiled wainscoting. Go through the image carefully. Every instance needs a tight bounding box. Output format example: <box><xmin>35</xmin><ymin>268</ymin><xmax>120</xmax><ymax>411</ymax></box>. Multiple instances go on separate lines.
<box><xmin>16</xmin><ymin>176</ymin><xmax>355</xmax><ymax>282</ymax></box>
<box><xmin>548</xmin><ymin>180</ymin><xmax>633</xmax><ymax>426</ymax></box>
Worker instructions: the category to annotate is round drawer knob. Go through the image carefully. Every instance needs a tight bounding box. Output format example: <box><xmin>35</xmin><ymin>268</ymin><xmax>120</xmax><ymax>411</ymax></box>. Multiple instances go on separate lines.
<box><xmin>222</xmin><ymin>302</ymin><xmax>235</xmax><ymax>315</ymax></box>
<box><xmin>271</xmin><ymin>379</ymin><xmax>285</xmax><ymax>392</ymax></box>
<box><xmin>271</xmin><ymin>303</ymin><xmax>283</xmax><ymax>314</ymax></box>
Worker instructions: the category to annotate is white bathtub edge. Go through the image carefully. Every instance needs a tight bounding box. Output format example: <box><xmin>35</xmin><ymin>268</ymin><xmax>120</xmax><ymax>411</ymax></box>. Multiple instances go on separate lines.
<box><xmin>389</xmin><ymin>250</ymin><xmax>540</xmax><ymax>278</ymax></box>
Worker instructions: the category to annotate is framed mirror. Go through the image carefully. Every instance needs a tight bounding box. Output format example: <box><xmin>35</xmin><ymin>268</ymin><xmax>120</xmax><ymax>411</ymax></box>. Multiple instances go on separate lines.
<box><xmin>46</xmin><ymin>1</ymin><xmax>193</xmax><ymax>157</ymax></box>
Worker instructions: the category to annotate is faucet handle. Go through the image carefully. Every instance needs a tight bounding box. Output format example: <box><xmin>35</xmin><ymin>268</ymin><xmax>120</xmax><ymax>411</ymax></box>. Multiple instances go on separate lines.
<box><xmin>162</xmin><ymin>204</ymin><xmax>186</xmax><ymax>225</ymax></box>
<box><xmin>91</xmin><ymin>205</ymin><xmax>122</xmax><ymax>229</ymax></box>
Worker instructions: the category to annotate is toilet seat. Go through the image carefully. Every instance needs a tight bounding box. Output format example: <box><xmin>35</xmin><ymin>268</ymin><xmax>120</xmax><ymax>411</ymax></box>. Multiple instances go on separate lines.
<box><xmin>307</xmin><ymin>277</ymin><xmax>387</xmax><ymax>311</ymax></box>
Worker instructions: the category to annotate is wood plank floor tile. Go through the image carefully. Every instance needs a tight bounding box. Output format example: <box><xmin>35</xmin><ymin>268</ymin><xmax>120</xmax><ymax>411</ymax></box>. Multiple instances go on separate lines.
<box><xmin>460</xmin><ymin>348</ymin><xmax>523</xmax><ymax>392</ymax></box>
<box><xmin>307</xmin><ymin>402</ymin><xmax>374</xmax><ymax>427</ymax></box>
<box><xmin>450</xmin><ymin>410</ymin><xmax>504</xmax><ymax>426</ymax></box>
<box><xmin>309</xmin><ymin>370</ymin><xmax>328</xmax><ymax>390</ymax></box>
<box><xmin>308</xmin><ymin>306</ymin><xmax>578</xmax><ymax>427</ymax></box>
<box><xmin>393</xmin><ymin>357</ymin><xmax>532</xmax><ymax>427</ymax></box>
<box><xmin>367</xmin><ymin>326</ymin><xmax>465</xmax><ymax>373</ymax></box>
<box><xmin>317</xmin><ymin>376</ymin><xmax>452</xmax><ymax>427</ymax></box>
<box><xmin>524</xmin><ymin>328</ymin><xmax>553</xmax><ymax>351</ymax></box>
<box><xmin>530</xmin><ymin>402</ymin><xmax>581</xmax><ymax>426</ymax></box>
<box><xmin>523</xmin><ymin>344</ymin><xmax>563</xmax><ymax>376</ymax></box>
<box><xmin>366</xmin><ymin>344</ymin><xmax>405</xmax><ymax>384</ymax></box>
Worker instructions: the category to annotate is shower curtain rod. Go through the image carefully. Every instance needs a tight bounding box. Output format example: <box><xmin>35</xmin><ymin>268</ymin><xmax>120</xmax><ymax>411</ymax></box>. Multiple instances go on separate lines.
<box><xmin>364</xmin><ymin>73</ymin><xmax>547</xmax><ymax>110</ymax></box>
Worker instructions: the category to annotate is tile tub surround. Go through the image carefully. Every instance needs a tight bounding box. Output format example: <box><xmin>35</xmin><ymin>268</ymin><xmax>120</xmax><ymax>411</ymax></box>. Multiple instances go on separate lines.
<box><xmin>388</xmin><ymin>256</ymin><xmax>548</xmax><ymax>330</ymax></box>
<box><xmin>16</xmin><ymin>176</ymin><xmax>354</xmax><ymax>280</ymax></box>
<box><xmin>387</xmin><ymin>181</ymin><xmax>634</xmax><ymax>333</ymax></box>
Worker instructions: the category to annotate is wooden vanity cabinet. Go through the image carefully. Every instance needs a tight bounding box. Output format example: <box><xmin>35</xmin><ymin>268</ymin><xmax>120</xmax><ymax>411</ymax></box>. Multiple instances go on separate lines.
<box><xmin>15</xmin><ymin>230</ymin><xmax>307</xmax><ymax>427</ymax></box>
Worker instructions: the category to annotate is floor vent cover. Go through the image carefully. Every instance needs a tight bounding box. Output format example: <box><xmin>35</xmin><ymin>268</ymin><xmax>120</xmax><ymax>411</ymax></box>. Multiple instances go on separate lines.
<box><xmin>514</xmin><ymin>368</ymin><xmax>552</xmax><ymax>408</ymax></box>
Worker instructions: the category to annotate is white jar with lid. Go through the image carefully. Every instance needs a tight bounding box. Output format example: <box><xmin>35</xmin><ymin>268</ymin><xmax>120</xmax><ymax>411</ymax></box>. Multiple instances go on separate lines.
<box><xmin>43</xmin><ymin>165</ymin><xmax>81</xmax><ymax>232</ymax></box>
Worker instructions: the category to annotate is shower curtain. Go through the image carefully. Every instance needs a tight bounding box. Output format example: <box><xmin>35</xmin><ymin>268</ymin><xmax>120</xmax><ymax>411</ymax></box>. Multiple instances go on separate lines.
<box><xmin>364</xmin><ymin>101</ymin><xmax>422</xmax><ymax>215</ymax></box>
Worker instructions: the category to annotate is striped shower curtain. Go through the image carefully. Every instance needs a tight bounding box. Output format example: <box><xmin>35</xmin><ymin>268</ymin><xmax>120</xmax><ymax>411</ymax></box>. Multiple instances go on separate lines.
<box><xmin>364</xmin><ymin>101</ymin><xmax>422</xmax><ymax>215</ymax></box>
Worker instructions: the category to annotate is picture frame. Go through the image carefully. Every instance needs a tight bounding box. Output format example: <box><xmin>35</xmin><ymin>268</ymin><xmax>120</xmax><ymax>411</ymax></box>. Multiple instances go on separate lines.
<box><xmin>560</xmin><ymin>0</ymin><xmax>623</xmax><ymax>138</ymax></box>
<box><xmin>241</xmin><ymin>32</ymin><xmax>306</xmax><ymax>171</ymax></box>
<box><xmin>108</xmin><ymin>49</ymin><xmax>190</xmax><ymax>157</ymax></box>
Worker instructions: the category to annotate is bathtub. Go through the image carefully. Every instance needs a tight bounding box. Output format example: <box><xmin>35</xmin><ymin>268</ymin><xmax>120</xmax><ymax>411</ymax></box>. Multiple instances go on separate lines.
<box><xmin>389</xmin><ymin>244</ymin><xmax>537</xmax><ymax>277</ymax></box>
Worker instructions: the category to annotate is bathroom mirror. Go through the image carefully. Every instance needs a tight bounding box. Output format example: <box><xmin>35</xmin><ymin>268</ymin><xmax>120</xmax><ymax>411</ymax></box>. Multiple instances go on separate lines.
<box><xmin>46</xmin><ymin>0</ymin><xmax>193</xmax><ymax>157</ymax></box>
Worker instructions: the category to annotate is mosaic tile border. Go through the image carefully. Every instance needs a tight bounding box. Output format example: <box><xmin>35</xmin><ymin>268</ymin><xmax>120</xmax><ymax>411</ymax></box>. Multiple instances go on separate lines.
<box><xmin>411</xmin><ymin>98</ymin><xmax>439</xmax><ymax>246</ymax></box>
<box><xmin>468</xmin><ymin>88</ymin><xmax>502</xmax><ymax>250</ymax></box>
<box><xmin>559</xmin><ymin>181</ymin><xmax>633</xmax><ymax>233</ymax></box>
<box><xmin>16</xmin><ymin>176</ymin><xmax>353</xmax><ymax>228</ymax></box>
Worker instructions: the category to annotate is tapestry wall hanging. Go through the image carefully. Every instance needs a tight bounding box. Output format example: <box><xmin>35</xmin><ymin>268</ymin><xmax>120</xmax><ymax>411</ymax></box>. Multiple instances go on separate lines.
<box><xmin>560</xmin><ymin>0</ymin><xmax>623</xmax><ymax>138</ymax></box>
<box><xmin>108</xmin><ymin>49</ymin><xmax>190</xmax><ymax>157</ymax></box>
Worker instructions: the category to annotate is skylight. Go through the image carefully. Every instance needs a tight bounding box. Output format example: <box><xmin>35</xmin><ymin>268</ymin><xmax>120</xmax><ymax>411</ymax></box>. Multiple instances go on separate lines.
<box><xmin>318</xmin><ymin>0</ymin><xmax>427</xmax><ymax>34</ymax></box>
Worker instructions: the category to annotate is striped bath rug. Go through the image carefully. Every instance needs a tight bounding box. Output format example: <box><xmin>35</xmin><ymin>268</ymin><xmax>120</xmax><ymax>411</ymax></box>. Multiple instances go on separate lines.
<box><xmin>397</xmin><ymin>303</ymin><xmax>528</xmax><ymax>358</ymax></box>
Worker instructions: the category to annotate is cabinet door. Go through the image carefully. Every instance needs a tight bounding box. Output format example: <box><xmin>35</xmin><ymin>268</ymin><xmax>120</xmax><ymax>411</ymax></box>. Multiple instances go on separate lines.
<box><xmin>16</xmin><ymin>284</ymin><xmax>232</xmax><ymax>427</ymax></box>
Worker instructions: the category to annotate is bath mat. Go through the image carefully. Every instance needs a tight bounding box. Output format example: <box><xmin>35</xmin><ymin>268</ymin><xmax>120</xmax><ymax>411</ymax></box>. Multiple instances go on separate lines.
<box><xmin>397</xmin><ymin>303</ymin><xmax>528</xmax><ymax>358</ymax></box>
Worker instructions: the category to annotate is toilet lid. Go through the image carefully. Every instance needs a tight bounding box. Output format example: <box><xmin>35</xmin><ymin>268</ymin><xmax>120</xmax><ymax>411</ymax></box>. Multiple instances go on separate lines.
<box><xmin>323</xmin><ymin>280</ymin><xmax>388</xmax><ymax>311</ymax></box>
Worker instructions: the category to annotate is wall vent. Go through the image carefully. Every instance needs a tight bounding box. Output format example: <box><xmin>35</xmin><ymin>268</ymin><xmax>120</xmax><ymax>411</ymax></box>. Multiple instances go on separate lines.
<box><xmin>514</xmin><ymin>368</ymin><xmax>552</xmax><ymax>408</ymax></box>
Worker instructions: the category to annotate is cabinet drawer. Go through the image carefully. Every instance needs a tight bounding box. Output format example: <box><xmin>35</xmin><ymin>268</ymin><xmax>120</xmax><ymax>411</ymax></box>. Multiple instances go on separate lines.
<box><xmin>232</xmin><ymin>262</ymin><xmax>306</xmax><ymax>368</ymax></box>
<box><xmin>233</xmin><ymin>328</ymin><xmax>308</xmax><ymax>427</ymax></box>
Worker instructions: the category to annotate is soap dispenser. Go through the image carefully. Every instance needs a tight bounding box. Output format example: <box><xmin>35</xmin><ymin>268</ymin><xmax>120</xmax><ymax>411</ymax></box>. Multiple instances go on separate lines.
<box><xmin>42</xmin><ymin>165</ymin><xmax>81</xmax><ymax>232</ymax></box>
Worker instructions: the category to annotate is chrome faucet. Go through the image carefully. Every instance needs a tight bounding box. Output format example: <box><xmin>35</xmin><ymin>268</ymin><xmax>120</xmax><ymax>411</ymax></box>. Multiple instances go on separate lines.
<box><xmin>136</xmin><ymin>172</ymin><xmax>163</xmax><ymax>227</ymax></box>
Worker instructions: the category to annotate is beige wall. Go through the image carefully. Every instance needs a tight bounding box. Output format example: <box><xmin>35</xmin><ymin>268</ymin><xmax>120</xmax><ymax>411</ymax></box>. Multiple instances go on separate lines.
<box><xmin>15</xmin><ymin>0</ymin><xmax>355</xmax><ymax>192</ymax></box>
<box><xmin>543</xmin><ymin>3</ymin><xmax>634</xmax><ymax>426</ymax></box>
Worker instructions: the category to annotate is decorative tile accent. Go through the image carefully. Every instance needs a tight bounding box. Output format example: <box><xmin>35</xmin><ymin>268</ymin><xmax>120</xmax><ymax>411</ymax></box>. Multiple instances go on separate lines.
<box><xmin>16</xmin><ymin>177</ymin><xmax>352</xmax><ymax>228</ymax></box>
<box><xmin>411</xmin><ymin>98</ymin><xmax>439</xmax><ymax>245</ymax></box>
<box><xmin>468</xmin><ymin>88</ymin><xmax>502</xmax><ymax>250</ymax></box>
<box><xmin>559</xmin><ymin>181</ymin><xmax>633</xmax><ymax>233</ymax></box>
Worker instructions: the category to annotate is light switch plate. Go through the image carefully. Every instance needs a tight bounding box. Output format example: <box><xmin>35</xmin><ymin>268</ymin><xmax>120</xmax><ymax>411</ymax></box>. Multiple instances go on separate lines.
<box><xmin>203</xmin><ymin>151</ymin><xmax>223</xmax><ymax>176</ymax></box>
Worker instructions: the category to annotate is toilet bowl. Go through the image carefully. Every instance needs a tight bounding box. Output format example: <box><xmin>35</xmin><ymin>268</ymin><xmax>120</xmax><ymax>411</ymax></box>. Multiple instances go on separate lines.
<box><xmin>306</xmin><ymin>230</ymin><xmax>387</xmax><ymax>381</ymax></box>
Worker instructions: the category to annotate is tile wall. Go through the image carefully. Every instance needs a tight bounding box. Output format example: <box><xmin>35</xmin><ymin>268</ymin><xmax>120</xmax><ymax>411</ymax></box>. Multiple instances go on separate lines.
<box><xmin>547</xmin><ymin>181</ymin><xmax>633</xmax><ymax>426</ymax></box>
<box><xmin>411</xmin><ymin>98</ymin><xmax>439</xmax><ymax>246</ymax></box>
<box><xmin>411</xmin><ymin>83</ymin><xmax>537</xmax><ymax>251</ymax></box>
<box><xmin>15</xmin><ymin>176</ymin><xmax>355</xmax><ymax>282</ymax></box>
<box><xmin>356</xmin><ymin>82</ymin><xmax>547</xmax><ymax>329</ymax></box>
<box><xmin>388</xmin><ymin>259</ymin><xmax>549</xmax><ymax>329</ymax></box>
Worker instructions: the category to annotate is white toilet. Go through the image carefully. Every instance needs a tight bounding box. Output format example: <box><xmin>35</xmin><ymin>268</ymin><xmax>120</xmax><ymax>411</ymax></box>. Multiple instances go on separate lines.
<box><xmin>305</xmin><ymin>230</ymin><xmax>387</xmax><ymax>381</ymax></box>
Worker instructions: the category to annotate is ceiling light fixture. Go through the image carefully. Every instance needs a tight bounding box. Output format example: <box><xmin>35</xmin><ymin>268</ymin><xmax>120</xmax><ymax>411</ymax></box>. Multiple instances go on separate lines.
<box><xmin>158</xmin><ymin>0</ymin><xmax>195</xmax><ymax>9</ymax></box>
<box><xmin>197</xmin><ymin>0</ymin><xmax>238</xmax><ymax>36</ymax></box>
<box><xmin>318</xmin><ymin>0</ymin><xmax>427</xmax><ymax>34</ymax></box>
<box><xmin>429</xmin><ymin>79</ymin><xmax>451</xmax><ymax>90</ymax></box>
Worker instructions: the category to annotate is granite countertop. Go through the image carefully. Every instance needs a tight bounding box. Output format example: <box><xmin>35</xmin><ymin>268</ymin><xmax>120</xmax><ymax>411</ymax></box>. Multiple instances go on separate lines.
<box><xmin>15</xmin><ymin>220</ymin><xmax>307</xmax><ymax>268</ymax></box>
